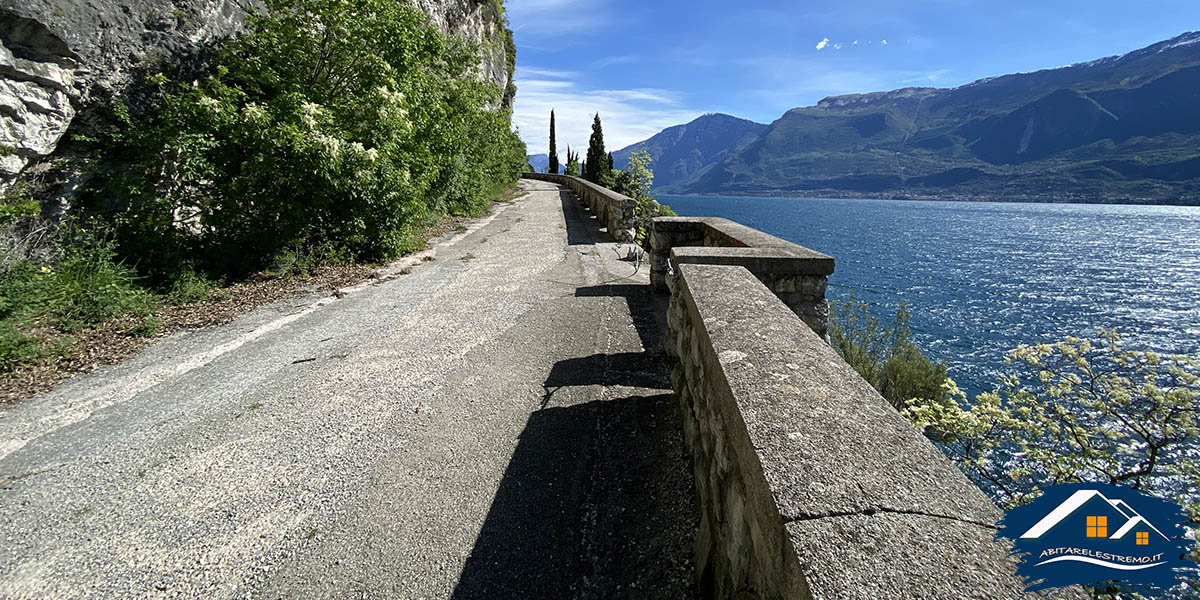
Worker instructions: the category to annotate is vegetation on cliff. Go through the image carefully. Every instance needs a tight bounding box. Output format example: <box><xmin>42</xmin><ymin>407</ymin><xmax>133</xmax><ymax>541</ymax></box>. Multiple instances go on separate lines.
<box><xmin>81</xmin><ymin>0</ymin><xmax>526</xmax><ymax>279</ymax></box>
<box><xmin>0</xmin><ymin>0</ymin><xmax>526</xmax><ymax>382</ymax></box>
<box><xmin>828</xmin><ymin>292</ymin><xmax>949</xmax><ymax>410</ymax></box>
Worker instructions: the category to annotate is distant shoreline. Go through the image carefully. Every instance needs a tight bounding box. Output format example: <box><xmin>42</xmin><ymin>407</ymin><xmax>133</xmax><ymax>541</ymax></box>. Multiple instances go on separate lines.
<box><xmin>656</xmin><ymin>190</ymin><xmax>1200</xmax><ymax>207</ymax></box>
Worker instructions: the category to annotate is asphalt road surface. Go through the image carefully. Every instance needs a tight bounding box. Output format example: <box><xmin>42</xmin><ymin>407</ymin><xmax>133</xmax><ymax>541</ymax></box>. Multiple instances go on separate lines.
<box><xmin>0</xmin><ymin>180</ymin><xmax>697</xmax><ymax>599</ymax></box>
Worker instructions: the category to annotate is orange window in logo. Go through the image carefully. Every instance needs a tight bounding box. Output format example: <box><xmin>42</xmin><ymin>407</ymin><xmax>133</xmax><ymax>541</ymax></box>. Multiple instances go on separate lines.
<box><xmin>1137</xmin><ymin>531</ymin><xmax>1150</xmax><ymax>545</ymax></box>
<box><xmin>1086</xmin><ymin>516</ymin><xmax>1108</xmax><ymax>538</ymax></box>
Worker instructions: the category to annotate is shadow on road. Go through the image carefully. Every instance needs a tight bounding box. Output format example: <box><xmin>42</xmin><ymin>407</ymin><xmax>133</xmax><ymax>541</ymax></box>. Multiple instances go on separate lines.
<box><xmin>540</xmin><ymin>283</ymin><xmax>669</xmax><ymax>408</ymax></box>
<box><xmin>453</xmin><ymin>180</ymin><xmax>696</xmax><ymax>598</ymax></box>
<box><xmin>574</xmin><ymin>284</ymin><xmax>666</xmax><ymax>352</ymax></box>
<box><xmin>450</xmin><ymin>394</ymin><xmax>697</xmax><ymax>600</ymax></box>
<box><xmin>560</xmin><ymin>190</ymin><xmax>599</xmax><ymax>246</ymax></box>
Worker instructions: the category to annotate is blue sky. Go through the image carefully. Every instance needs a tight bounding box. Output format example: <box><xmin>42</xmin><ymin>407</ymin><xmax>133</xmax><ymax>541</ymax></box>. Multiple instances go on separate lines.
<box><xmin>508</xmin><ymin>0</ymin><xmax>1200</xmax><ymax>155</ymax></box>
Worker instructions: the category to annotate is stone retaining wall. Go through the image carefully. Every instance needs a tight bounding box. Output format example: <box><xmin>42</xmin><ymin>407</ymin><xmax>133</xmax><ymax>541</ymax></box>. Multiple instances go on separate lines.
<box><xmin>650</xmin><ymin>217</ymin><xmax>834</xmax><ymax>338</ymax></box>
<box><xmin>525</xmin><ymin>175</ymin><xmax>1053</xmax><ymax>599</ymax></box>
<box><xmin>666</xmin><ymin>262</ymin><xmax>1043</xmax><ymax>600</ymax></box>
<box><xmin>522</xmin><ymin>173</ymin><xmax>636</xmax><ymax>242</ymax></box>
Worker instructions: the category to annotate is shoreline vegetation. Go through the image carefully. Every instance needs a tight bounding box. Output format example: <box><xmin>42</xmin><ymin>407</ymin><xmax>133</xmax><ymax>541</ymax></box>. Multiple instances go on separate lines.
<box><xmin>830</xmin><ymin>295</ymin><xmax>1199</xmax><ymax>596</ymax></box>
<box><xmin>2</xmin><ymin>0</ymin><xmax>527</xmax><ymax>400</ymax></box>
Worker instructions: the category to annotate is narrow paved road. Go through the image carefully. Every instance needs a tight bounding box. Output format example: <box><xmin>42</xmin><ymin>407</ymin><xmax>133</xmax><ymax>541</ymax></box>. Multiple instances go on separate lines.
<box><xmin>0</xmin><ymin>180</ymin><xmax>697</xmax><ymax>599</ymax></box>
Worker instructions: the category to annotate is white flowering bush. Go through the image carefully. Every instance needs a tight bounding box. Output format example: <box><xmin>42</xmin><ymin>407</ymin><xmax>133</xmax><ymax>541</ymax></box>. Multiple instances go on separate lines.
<box><xmin>906</xmin><ymin>332</ymin><xmax>1199</xmax><ymax>509</ymax></box>
<box><xmin>84</xmin><ymin>0</ymin><xmax>526</xmax><ymax>278</ymax></box>
<box><xmin>904</xmin><ymin>331</ymin><xmax>1200</xmax><ymax>594</ymax></box>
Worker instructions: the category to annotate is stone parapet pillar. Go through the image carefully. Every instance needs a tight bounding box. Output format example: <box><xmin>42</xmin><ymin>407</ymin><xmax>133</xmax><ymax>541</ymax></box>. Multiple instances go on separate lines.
<box><xmin>650</xmin><ymin>217</ymin><xmax>834</xmax><ymax>338</ymax></box>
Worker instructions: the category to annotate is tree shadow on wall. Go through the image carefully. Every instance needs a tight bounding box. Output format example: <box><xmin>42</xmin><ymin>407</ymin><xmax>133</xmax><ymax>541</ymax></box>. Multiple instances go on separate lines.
<box><xmin>449</xmin><ymin>393</ymin><xmax>697</xmax><ymax>600</ymax></box>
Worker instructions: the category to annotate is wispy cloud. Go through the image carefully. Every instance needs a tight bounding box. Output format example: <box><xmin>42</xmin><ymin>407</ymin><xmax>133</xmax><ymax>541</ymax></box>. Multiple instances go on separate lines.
<box><xmin>517</xmin><ymin>67</ymin><xmax>579</xmax><ymax>80</ymax></box>
<box><xmin>513</xmin><ymin>68</ymin><xmax>703</xmax><ymax>156</ymax></box>
<box><xmin>816</xmin><ymin>37</ymin><xmax>830</xmax><ymax>50</ymax></box>
<box><xmin>506</xmin><ymin>0</ymin><xmax>613</xmax><ymax>39</ymax></box>
<box><xmin>899</xmin><ymin>68</ymin><xmax>953</xmax><ymax>84</ymax></box>
<box><xmin>748</xmin><ymin>70</ymin><xmax>887</xmax><ymax>107</ymax></box>
<box><xmin>593</xmin><ymin>55</ymin><xmax>637</xmax><ymax>68</ymax></box>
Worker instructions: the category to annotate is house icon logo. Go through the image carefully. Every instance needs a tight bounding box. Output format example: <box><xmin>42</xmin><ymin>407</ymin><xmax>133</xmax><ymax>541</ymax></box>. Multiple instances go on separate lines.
<box><xmin>996</xmin><ymin>483</ymin><xmax>1194</xmax><ymax>592</ymax></box>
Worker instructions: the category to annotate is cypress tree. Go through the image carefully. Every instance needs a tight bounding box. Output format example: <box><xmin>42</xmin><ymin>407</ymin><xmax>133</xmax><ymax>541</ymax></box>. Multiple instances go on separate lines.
<box><xmin>607</xmin><ymin>152</ymin><xmax>614</xmax><ymax>172</ymax></box>
<box><xmin>584</xmin><ymin>113</ymin><xmax>607</xmax><ymax>183</ymax></box>
<box><xmin>548</xmin><ymin>109</ymin><xmax>559</xmax><ymax>174</ymax></box>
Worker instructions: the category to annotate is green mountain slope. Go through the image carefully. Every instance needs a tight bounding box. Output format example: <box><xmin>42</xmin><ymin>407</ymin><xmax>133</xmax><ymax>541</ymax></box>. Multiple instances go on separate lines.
<box><xmin>671</xmin><ymin>31</ymin><xmax>1200</xmax><ymax>203</ymax></box>
<box><xmin>611</xmin><ymin>113</ymin><xmax>766</xmax><ymax>189</ymax></box>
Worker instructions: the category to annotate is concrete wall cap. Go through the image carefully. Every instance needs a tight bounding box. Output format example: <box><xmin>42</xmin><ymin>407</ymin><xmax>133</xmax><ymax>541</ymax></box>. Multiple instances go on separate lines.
<box><xmin>671</xmin><ymin>246</ymin><xmax>835</xmax><ymax>275</ymax></box>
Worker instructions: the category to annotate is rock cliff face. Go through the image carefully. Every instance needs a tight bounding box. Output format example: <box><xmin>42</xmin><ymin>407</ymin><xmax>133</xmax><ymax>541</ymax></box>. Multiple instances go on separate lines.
<box><xmin>0</xmin><ymin>0</ymin><xmax>513</xmax><ymax>192</ymax></box>
<box><xmin>410</xmin><ymin>0</ymin><xmax>512</xmax><ymax>104</ymax></box>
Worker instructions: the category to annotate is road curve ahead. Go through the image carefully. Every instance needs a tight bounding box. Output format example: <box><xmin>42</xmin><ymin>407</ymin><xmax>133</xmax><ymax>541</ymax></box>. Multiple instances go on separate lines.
<box><xmin>0</xmin><ymin>180</ymin><xmax>697</xmax><ymax>599</ymax></box>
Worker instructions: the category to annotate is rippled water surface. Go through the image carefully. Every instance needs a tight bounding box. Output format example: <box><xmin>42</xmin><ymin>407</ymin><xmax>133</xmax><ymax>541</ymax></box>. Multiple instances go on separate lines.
<box><xmin>659</xmin><ymin>195</ymin><xmax>1200</xmax><ymax>396</ymax></box>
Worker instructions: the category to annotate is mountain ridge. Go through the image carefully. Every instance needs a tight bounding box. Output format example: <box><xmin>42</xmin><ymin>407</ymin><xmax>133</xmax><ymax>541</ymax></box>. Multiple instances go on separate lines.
<box><xmin>610</xmin><ymin>113</ymin><xmax>767</xmax><ymax>189</ymax></box>
<box><xmin>629</xmin><ymin>31</ymin><xmax>1200</xmax><ymax>204</ymax></box>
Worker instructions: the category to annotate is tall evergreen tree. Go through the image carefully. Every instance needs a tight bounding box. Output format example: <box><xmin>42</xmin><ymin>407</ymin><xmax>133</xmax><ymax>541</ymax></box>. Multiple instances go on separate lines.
<box><xmin>606</xmin><ymin>152</ymin><xmax>614</xmax><ymax>173</ymax></box>
<box><xmin>548</xmin><ymin>109</ymin><xmax>559</xmax><ymax>174</ymax></box>
<box><xmin>584</xmin><ymin>113</ymin><xmax>607</xmax><ymax>183</ymax></box>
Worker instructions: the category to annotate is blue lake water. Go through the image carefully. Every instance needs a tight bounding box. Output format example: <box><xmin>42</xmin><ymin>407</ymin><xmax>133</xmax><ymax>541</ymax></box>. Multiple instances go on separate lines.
<box><xmin>659</xmin><ymin>194</ymin><xmax>1200</xmax><ymax>397</ymax></box>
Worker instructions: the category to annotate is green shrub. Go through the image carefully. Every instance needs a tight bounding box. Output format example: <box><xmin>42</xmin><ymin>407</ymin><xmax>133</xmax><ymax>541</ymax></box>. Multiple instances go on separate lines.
<box><xmin>129</xmin><ymin>315</ymin><xmax>163</xmax><ymax>337</ymax></box>
<box><xmin>0</xmin><ymin>233</ymin><xmax>154</xmax><ymax>372</ymax></box>
<box><xmin>0</xmin><ymin>321</ymin><xmax>43</xmax><ymax>371</ymax></box>
<box><xmin>0</xmin><ymin>260</ymin><xmax>48</xmax><ymax>325</ymax></box>
<box><xmin>81</xmin><ymin>0</ymin><xmax>526</xmax><ymax>279</ymax></box>
<box><xmin>828</xmin><ymin>291</ymin><xmax>947</xmax><ymax>409</ymax></box>
<box><xmin>0</xmin><ymin>200</ymin><xmax>39</xmax><ymax>225</ymax></box>
<box><xmin>879</xmin><ymin>342</ymin><xmax>948</xmax><ymax>407</ymax></box>
<box><xmin>50</xmin><ymin>237</ymin><xmax>155</xmax><ymax>328</ymax></box>
<box><xmin>166</xmin><ymin>268</ymin><xmax>219</xmax><ymax>304</ymax></box>
<box><xmin>613</xmin><ymin>147</ymin><xmax>676</xmax><ymax>248</ymax></box>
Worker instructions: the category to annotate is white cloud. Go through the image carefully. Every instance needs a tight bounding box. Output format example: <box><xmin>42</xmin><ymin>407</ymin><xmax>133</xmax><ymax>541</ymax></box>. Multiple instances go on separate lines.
<box><xmin>881</xmin><ymin>39</ymin><xmax>888</xmax><ymax>45</ymax></box>
<box><xmin>852</xmin><ymin>40</ymin><xmax>859</xmax><ymax>45</ymax></box>
<box><xmin>815</xmin><ymin>37</ymin><xmax>830</xmax><ymax>51</ymax></box>
<box><xmin>513</xmin><ymin>69</ymin><xmax>703</xmax><ymax>156</ymax></box>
